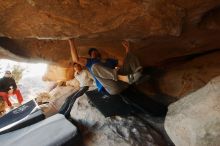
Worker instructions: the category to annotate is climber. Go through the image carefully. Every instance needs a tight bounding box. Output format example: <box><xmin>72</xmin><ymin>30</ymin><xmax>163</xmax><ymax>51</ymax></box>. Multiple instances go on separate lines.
<box><xmin>0</xmin><ymin>71</ymin><xmax>23</xmax><ymax>108</ymax></box>
<box><xmin>72</xmin><ymin>63</ymin><xmax>95</xmax><ymax>87</ymax></box>
<box><xmin>68</xmin><ymin>39</ymin><xmax>142</xmax><ymax>95</ymax></box>
<box><xmin>59</xmin><ymin>63</ymin><xmax>95</xmax><ymax>88</ymax></box>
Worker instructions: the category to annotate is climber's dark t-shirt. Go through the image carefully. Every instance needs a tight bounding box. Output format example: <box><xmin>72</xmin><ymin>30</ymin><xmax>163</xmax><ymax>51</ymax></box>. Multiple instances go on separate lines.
<box><xmin>0</xmin><ymin>77</ymin><xmax>17</xmax><ymax>92</ymax></box>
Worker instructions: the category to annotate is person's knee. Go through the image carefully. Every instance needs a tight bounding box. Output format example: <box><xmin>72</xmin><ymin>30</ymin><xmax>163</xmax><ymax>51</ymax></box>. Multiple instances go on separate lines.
<box><xmin>91</xmin><ymin>64</ymin><xmax>102</xmax><ymax>76</ymax></box>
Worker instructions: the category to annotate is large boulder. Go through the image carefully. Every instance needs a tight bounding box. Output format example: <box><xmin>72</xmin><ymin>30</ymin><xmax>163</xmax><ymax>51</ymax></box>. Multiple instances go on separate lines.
<box><xmin>165</xmin><ymin>76</ymin><xmax>220</xmax><ymax>146</ymax></box>
<box><xmin>0</xmin><ymin>1</ymin><xmax>220</xmax><ymax>103</ymax></box>
<box><xmin>70</xmin><ymin>94</ymin><xmax>106</xmax><ymax>128</ymax></box>
<box><xmin>83</xmin><ymin>116</ymin><xmax>166</xmax><ymax>146</ymax></box>
<box><xmin>43</xmin><ymin>64</ymin><xmax>74</xmax><ymax>81</ymax></box>
<box><xmin>136</xmin><ymin>51</ymin><xmax>220</xmax><ymax>106</ymax></box>
<box><xmin>0</xmin><ymin>0</ymin><xmax>184</xmax><ymax>38</ymax></box>
<box><xmin>159</xmin><ymin>51</ymin><xmax>220</xmax><ymax>98</ymax></box>
<box><xmin>71</xmin><ymin>94</ymin><xmax>167</xmax><ymax>146</ymax></box>
<box><xmin>0</xmin><ymin>0</ymin><xmax>220</xmax><ymax>67</ymax></box>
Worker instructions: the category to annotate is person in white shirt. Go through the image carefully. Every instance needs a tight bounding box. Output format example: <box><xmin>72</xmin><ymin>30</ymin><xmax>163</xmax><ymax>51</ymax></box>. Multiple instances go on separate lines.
<box><xmin>72</xmin><ymin>63</ymin><xmax>95</xmax><ymax>87</ymax></box>
<box><xmin>38</xmin><ymin>63</ymin><xmax>96</xmax><ymax>116</ymax></box>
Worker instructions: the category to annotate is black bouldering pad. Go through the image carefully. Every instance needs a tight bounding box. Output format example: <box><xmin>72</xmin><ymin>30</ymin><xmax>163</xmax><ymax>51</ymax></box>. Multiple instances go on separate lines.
<box><xmin>85</xmin><ymin>89</ymin><xmax>133</xmax><ymax>117</ymax></box>
<box><xmin>59</xmin><ymin>86</ymin><xmax>89</xmax><ymax>118</ymax></box>
<box><xmin>120</xmin><ymin>87</ymin><xmax>168</xmax><ymax>117</ymax></box>
<box><xmin>0</xmin><ymin>100</ymin><xmax>45</xmax><ymax>134</ymax></box>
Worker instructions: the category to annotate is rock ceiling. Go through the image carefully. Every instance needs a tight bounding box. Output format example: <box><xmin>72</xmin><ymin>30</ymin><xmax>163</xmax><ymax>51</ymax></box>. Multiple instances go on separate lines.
<box><xmin>0</xmin><ymin>0</ymin><xmax>220</xmax><ymax>66</ymax></box>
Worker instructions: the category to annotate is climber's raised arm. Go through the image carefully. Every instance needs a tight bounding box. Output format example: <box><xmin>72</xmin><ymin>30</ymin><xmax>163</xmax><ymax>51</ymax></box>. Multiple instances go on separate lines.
<box><xmin>117</xmin><ymin>40</ymin><xmax>130</xmax><ymax>66</ymax></box>
<box><xmin>122</xmin><ymin>40</ymin><xmax>130</xmax><ymax>54</ymax></box>
<box><xmin>68</xmin><ymin>39</ymin><xmax>87</xmax><ymax>66</ymax></box>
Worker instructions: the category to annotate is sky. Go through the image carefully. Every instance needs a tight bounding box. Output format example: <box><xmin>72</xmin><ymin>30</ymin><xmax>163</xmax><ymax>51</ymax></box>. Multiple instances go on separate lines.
<box><xmin>0</xmin><ymin>59</ymin><xmax>49</xmax><ymax>101</ymax></box>
<box><xmin>0</xmin><ymin>59</ymin><xmax>47</xmax><ymax>78</ymax></box>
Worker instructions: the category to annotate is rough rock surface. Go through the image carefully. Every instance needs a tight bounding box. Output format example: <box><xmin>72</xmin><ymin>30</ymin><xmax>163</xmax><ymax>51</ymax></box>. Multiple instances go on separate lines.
<box><xmin>0</xmin><ymin>0</ymin><xmax>184</xmax><ymax>38</ymax></box>
<box><xmin>43</xmin><ymin>64</ymin><xmax>74</xmax><ymax>81</ymax></box>
<box><xmin>0</xmin><ymin>1</ymin><xmax>220</xmax><ymax>100</ymax></box>
<box><xmin>70</xmin><ymin>94</ymin><xmax>106</xmax><ymax>128</ymax></box>
<box><xmin>165</xmin><ymin>76</ymin><xmax>220</xmax><ymax>146</ymax></box>
<box><xmin>0</xmin><ymin>0</ymin><xmax>220</xmax><ymax>99</ymax></box>
<box><xmin>159</xmin><ymin>51</ymin><xmax>220</xmax><ymax>98</ymax></box>
<box><xmin>0</xmin><ymin>0</ymin><xmax>220</xmax><ymax>66</ymax></box>
<box><xmin>71</xmin><ymin>94</ymin><xmax>167</xmax><ymax>146</ymax></box>
<box><xmin>137</xmin><ymin>51</ymin><xmax>220</xmax><ymax>104</ymax></box>
<box><xmin>1</xmin><ymin>1</ymin><xmax>220</xmax><ymax>145</ymax></box>
<box><xmin>83</xmin><ymin>116</ymin><xmax>166</xmax><ymax>146</ymax></box>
